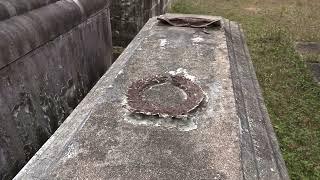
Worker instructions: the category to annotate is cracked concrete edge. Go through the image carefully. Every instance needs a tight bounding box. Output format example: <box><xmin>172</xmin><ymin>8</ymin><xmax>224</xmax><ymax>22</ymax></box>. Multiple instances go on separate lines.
<box><xmin>224</xmin><ymin>19</ymin><xmax>289</xmax><ymax>180</ymax></box>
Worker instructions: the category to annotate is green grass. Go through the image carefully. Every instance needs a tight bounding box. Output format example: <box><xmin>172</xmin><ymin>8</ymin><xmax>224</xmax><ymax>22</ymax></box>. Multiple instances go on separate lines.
<box><xmin>171</xmin><ymin>0</ymin><xmax>320</xmax><ymax>179</ymax></box>
<box><xmin>304</xmin><ymin>54</ymin><xmax>320</xmax><ymax>63</ymax></box>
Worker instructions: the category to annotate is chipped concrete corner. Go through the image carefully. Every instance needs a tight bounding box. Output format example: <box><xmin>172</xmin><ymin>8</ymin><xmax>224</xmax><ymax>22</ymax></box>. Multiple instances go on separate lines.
<box><xmin>14</xmin><ymin>14</ymin><xmax>289</xmax><ymax>179</ymax></box>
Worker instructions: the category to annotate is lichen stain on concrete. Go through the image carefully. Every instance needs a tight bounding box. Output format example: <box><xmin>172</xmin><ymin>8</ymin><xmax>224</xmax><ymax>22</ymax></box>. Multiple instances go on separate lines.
<box><xmin>12</xmin><ymin>93</ymin><xmax>35</xmax><ymax>118</ymax></box>
<box><xmin>191</xmin><ymin>36</ymin><xmax>204</xmax><ymax>44</ymax></box>
<box><xmin>168</xmin><ymin>68</ymin><xmax>196</xmax><ymax>82</ymax></box>
<box><xmin>124</xmin><ymin>111</ymin><xmax>199</xmax><ymax>132</ymax></box>
<box><xmin>159</xmin><ymin>39</ymin><xmax>167</xmax><ymax>49</ymax></box>
<box><xmin>66</xmin><ymin>143</ymin><xmax>79</xmax><ymax>159</ymax></box>
<box><xmin>115</xmin><ymin>69</ymin><xmax>124</xmax><ymax>79</ymax></box>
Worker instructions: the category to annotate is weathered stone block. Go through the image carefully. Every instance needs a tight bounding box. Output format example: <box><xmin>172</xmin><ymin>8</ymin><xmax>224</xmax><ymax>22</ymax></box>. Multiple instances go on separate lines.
<box><xmin>14</xmin><ymin>14</ymin><xmax>288</xmax><ymax>180</ymax></box>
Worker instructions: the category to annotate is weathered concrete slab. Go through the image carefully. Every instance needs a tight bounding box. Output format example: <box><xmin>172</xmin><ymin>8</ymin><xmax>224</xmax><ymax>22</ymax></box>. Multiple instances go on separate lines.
<box><xmin>295</xmin><ymin>42</ymin><xmax>320</xmax><ymax>55</ymax></box>
<box><xmin>0</xmin><ymin>0</ymin><xmax>112</xmax><ymax>179</ymax></box>
<box><xmin>14</xmin><ymin>14</ymin><xmax>288</xmax><ymax>180</ymax></box>
<box><xmin>294</xmin><ymin>42</ymin><xmax>320</xmax><ymax>84</ymax></box>
<box><xmin>307</xmin><ymin>63</ymin><xmax>320</xmax><ymax>84</ymax></box>
<box><xmin>224</xmin><ymin>19</ymin><xmax>289</xmax><ymax>179</ymax></box>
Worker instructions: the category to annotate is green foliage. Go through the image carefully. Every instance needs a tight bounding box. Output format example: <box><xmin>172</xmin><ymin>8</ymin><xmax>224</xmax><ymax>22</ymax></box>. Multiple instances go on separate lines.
<box><xmin>171</xmin><ymin>0</ymin><xmax>320</xmax><ymax>179</ymax></box>
<box><xmin>303</xmin><ymin>54</ymin><xmax>320</xmax><ymax>63</ymax></box>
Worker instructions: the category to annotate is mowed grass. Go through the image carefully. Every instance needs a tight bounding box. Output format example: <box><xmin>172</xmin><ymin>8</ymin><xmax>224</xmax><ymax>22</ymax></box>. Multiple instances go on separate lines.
<box><xmin>171</xmin><ymin>0</ymin><xmax>320</xmax><ymax>179</ymax></box>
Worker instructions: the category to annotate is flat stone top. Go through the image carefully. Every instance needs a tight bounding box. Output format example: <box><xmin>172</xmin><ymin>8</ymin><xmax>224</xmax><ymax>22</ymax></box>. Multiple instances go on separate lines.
<box><xmin>15</xmin><ymin>14</ymin><xmax>288</xmax><ymax>180</ymax></box>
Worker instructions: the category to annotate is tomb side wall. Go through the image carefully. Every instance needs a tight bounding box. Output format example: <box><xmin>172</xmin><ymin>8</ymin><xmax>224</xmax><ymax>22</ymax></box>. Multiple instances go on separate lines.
<box><xmin>0</xmin><ymin>1</ymin><xmax>112</xmax><ymax>179</ymax></box>
<box><xmin>111</xmin><ymin>0</ymin><xmax>175</xmax><ymax>47</ymax></box>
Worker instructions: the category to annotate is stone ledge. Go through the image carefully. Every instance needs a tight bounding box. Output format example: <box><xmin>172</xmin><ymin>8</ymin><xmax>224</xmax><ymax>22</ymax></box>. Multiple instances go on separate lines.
<box><xmin>14</xmin><ymin>14</ymin><xmax>288</xmax><ymax>179</ymax></box>
<box><xmin>224</xmin><ymin>19</ymin><xmax>289</xmax><ymax>180</ymax></box>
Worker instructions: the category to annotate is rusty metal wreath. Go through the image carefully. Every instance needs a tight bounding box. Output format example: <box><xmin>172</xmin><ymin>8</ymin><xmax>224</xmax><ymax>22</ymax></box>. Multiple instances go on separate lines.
<box><xmin>127</xmin><ymin>75</ymin><xmax>205</xmax><ymax>118</ymax></box>
<box><xmin>157</xmin><ymin>16</ymin><xmax>221</xmax><ymax>28</ymax></box>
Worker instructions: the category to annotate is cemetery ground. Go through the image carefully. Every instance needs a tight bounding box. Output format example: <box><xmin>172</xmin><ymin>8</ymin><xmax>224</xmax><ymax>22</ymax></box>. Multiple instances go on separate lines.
<box><xmin>171</xmin><ymin>0</ymin><xmax>320</xmax><ymax>179</ymax></box>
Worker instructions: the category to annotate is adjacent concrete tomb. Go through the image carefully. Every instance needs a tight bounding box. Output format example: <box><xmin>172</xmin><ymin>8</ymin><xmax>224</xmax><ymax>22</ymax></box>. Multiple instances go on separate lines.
<box><xmin>111</xmin><ymin>0</ymin><xmax>175</xmax><ymax>47</ymax></box>
<box><xmin>0</xmin><ymin>0</ymin><xmax>112</xmax><ymax>179</ymax></box>
<box><xmin>15</xmin><ymin>14</ymin><xmax>289</xmax><ymax>179</ymax></box>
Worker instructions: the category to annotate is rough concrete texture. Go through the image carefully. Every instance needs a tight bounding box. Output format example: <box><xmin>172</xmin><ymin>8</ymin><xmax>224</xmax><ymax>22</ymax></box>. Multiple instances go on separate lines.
<box><xmin>0</xmin><ymin>0</ymin><xmax>112</xmax><ymax>179</ymax></box>
<box><xmin>224</xmin><ymin>18</ymin><xmax>289</xmax><ymax>179</ymax></box>
<box><xmin>0</xmin><ymin>0</ymin><xmax>111</xmax><ymax>69</ymax></box>
<box><xmin>295</xmin><ymin>42</ymin><xmax>320</xmax><ymax>55</ymax></box>
<box><xmin>0</xmin><ymin>0</ymin><xmax>60</xmax><ymax>21</ymax></box>
<box><xmin>307</xmin><ymin>63</ymin><xmax>320</xmax><ymax>84</ymax></box>
<box><xmin>111</xmin><ymin>0</ymin><xmax>174</xmax><ymax>47</ymax></box>
<box><xmin>14</xmin><ymin>14</ymin><xmax>288</xmax><ymax>179</ymax></box>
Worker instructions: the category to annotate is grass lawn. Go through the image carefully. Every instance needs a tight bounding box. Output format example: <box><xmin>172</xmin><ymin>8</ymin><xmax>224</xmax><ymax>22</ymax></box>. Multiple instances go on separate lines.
<box><xmin>171</xmin><ymin>0</ymin><xmax>320</xmax><ymax>179</ymax></box>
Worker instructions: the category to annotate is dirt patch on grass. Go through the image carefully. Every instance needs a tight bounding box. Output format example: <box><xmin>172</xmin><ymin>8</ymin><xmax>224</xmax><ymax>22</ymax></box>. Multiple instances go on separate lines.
<box><xmin>244</xmin><ymin>6</ymin><xmax>261</xmax><ymax>13</ymax></box>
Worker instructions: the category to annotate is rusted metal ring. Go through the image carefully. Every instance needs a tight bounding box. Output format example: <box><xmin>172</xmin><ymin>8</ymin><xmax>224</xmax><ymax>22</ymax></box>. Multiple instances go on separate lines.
<box><xmin>127</xmin><ymin>75</ymin><xmax>205</xmax><ymax>118</ymax></box>
<box><xmin>157</xmin><ymin>16</ymin><xmax>221</xmax><ymax>28</ymax></box>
